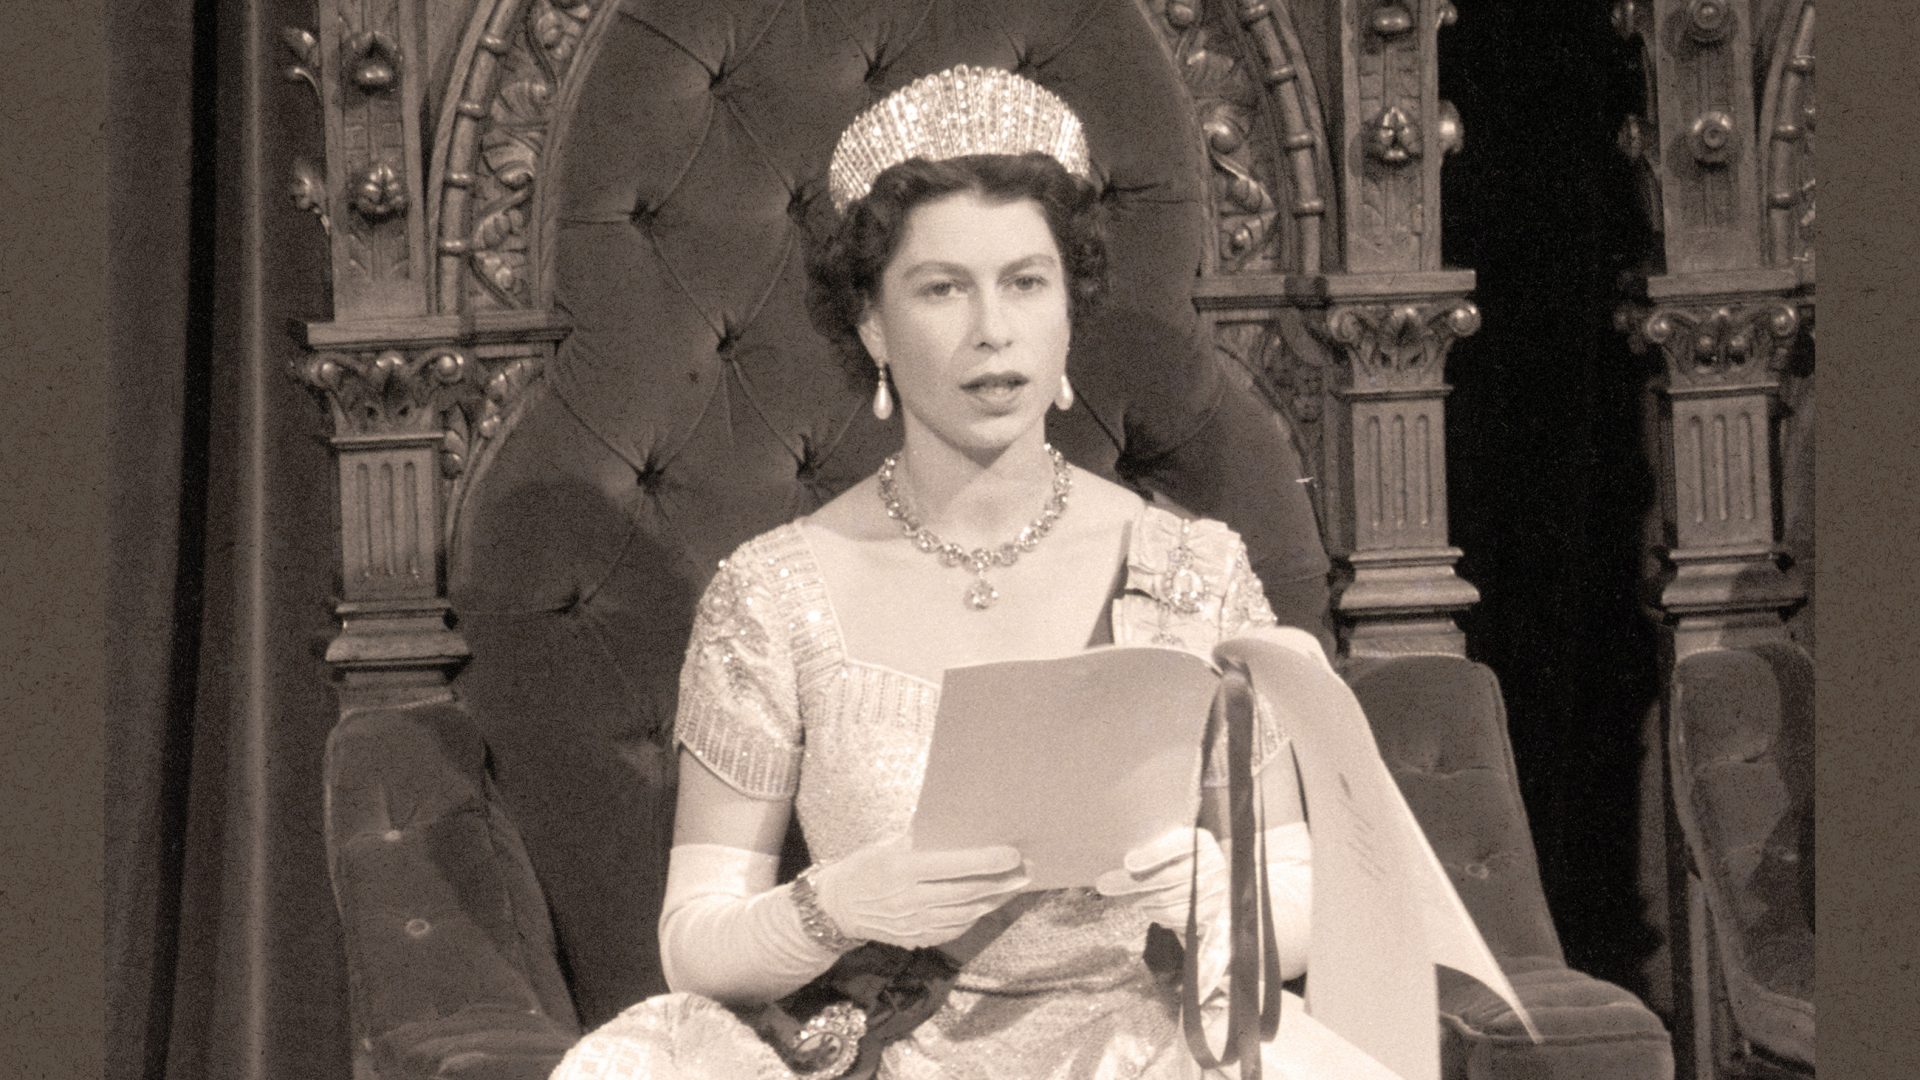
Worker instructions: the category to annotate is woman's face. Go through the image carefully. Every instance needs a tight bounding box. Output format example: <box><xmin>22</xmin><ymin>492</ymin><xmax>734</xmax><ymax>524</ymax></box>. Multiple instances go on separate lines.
<box><xmin>858</xmin><ymin>190</ymin><xmax>1071</xmax><ymax>459</ymax></box>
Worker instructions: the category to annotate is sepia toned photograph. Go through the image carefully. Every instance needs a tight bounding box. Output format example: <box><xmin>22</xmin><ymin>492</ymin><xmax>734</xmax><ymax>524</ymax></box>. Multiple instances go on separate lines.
<box><xmin>98</xmin><ymin>1</ymin><xmax>1820</xmax><ymax>1077</ymax></box>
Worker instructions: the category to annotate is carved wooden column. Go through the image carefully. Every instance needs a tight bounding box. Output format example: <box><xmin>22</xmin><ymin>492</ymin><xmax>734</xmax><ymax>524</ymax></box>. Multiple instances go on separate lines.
<box><xmin>1615</xmin><ymin>0</ymin><xmax>1813</xmax><ymax>660</ymax></box>
<box><xmin>285</xmin><ymin>0</ymin><xmax>595</xmax><ymax>704</ymax></box>
<box><xmin>292</xmin><ymin>319</ymin><xmax>563</xmax><ymax>698</ymax></box>
<box><xmin>1311</xmin><ymin>0</ymin><xmax>1480</xmax><ymax>657</ymax></box>
<box><xmin>1317</xmin><ymin>289</ymin><xmax>1481</xmax><ymax>656</ymax></box>
<box><xmin>1625</xmin><ymin>296</ymin><xmax>1803</xmax><ymax>658</ymax></box>
<box><xmin>286</xmin><ymin>0</ymin><xmax>455</xmax><ymax>705</ymax></box>
<box><xmin>287</xmin><ymin>0</ymin><xmax>461</xmax><ymax>705</ymax></box>
<box><xmin>285</xmin><ymin>0</ymin><xmax>513</xmax><ymax>703</ymax></box>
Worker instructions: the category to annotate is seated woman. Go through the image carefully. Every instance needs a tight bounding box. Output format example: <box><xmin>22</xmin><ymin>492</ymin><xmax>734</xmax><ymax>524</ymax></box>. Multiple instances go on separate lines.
<box><xmin>554</xmin><ymin>66</ymin><xmax>1323</xmax><ymax>1080</ymax></box>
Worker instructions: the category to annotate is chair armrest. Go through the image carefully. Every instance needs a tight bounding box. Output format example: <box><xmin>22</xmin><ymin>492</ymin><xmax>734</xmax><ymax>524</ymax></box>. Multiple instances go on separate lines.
<box><xmin>375</xmin><ymin>1007</ymin><xmax>581</xmax><ymax>1080</ymax></box>
<box><xmin>325</xmin><ymin>694</ymin><xmax>581</xmax><ymax>1079</ymax></box>
<box><xmin>1439</xmin><ymin>957</ymin><xmax>1674</xmax><ymax>1080</ymax></box>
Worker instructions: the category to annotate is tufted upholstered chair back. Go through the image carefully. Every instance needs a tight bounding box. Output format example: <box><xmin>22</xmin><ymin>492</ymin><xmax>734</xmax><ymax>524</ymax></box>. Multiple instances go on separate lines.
<box><xmin>445</xmin><ymin>0</ymin><xmax>1336</xmax><ymax>1028</ymax></box>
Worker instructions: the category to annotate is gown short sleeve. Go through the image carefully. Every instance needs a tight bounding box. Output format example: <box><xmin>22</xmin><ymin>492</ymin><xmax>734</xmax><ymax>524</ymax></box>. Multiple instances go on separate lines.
<box><xmin>672</xmin><ymin>549</ymin><xmax>803</xmax><ymax>800</ymax></box>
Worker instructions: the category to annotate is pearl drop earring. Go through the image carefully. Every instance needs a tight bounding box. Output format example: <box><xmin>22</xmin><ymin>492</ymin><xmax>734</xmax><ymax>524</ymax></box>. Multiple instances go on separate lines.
<box><xmin>872</xmin><ymin>366</ymin><xmax>895</xmax><ymax>420</ymax></box>
<box><xmin>1054</xmin><ymin>373</ymin><xmax>1075</xmax><ymax>411</ymax></box>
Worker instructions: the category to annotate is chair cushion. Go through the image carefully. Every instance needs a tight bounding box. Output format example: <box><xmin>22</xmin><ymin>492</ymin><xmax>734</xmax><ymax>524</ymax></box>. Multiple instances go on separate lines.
<box><xmin>1347</xmin><ymin>655</ymin><xmax>1564</xmax><ymax>965</ymax></box>
<box><xmin>1439</xmin><ymin>955</ymin><xmax>1675</xmax><ymax>1080</ymax></box>
<box><xmin>326</xmin><ymin>697</ymin><xmax>577</xmax><ymax>1040</ymax></box>
<box><xmin>1672</xmin><ymin>643</ymin><xmax>1815</xmax><ymax>1067</ymax></box>
<box><xmin>375</xmin><ymin>1006</ymin><xmax>580</xmax><ymax>1080</ymax></box>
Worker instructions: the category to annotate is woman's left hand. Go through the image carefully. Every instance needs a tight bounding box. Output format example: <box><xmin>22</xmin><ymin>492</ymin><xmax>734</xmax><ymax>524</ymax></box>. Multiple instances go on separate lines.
<box><xmin>1095</xmin><ymin>827</ymin><xmax>1253</xmax><ymax>999</ymax></box>
<box><xmin>1093</xmin><ymin>827</ymin><xmax>1228</xmax><ymax>936</ymax></box>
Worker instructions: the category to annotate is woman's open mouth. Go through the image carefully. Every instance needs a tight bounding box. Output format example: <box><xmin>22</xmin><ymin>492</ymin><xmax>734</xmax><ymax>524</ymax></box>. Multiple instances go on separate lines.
<box><xmin>961</xmin><ymin>372</ymin><xmax>1029</xmax><ymax>410</ymax></box>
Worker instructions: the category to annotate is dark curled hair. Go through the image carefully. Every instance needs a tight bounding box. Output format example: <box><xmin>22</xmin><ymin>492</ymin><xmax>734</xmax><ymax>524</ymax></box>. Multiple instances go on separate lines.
<box><xmin>805</xmin><ymin>153</ymin><xmax>1110</xmax><ymax>383</ymax></box>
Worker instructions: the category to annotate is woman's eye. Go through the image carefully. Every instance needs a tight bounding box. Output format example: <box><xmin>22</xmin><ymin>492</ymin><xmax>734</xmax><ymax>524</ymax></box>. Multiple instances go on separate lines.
<box><xmin>1008</xmin><ymin>274</ymin><xmax>1050</xmax><ymax>292</ymax></box>
<box><xmin>921</xmin><ymin>279</ymin><xmax>962</xmax><ymax>298</ymax></box>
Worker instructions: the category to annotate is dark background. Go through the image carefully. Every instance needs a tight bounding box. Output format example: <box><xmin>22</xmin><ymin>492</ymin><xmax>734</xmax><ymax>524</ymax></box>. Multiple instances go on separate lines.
<box><xmin>1439</xmin><ymin>1</ymin><xmax>1668</xmax><ymax>1000</ymax></box>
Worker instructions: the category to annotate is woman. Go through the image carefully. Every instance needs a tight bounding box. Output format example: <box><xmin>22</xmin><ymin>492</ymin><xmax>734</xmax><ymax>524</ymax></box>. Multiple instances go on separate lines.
<box><xmin>553</xmin><ymin>66</ymin><xmax>1324</xmax><ymax>1080</ymax></box>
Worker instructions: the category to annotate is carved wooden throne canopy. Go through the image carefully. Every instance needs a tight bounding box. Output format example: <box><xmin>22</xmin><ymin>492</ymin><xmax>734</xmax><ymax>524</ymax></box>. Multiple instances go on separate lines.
<box><xmin>292</xmin><ymin>0</ymin><xmax>1488</xmax><ymax>681</ymax></box>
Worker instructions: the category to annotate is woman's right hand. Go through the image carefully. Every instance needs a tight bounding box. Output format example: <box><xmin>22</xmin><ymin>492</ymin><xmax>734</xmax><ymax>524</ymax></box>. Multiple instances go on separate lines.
<box><xmin>809</xmin><ymin>836</ymin><xmax>1031</xmax><ymax>949</ymax></box>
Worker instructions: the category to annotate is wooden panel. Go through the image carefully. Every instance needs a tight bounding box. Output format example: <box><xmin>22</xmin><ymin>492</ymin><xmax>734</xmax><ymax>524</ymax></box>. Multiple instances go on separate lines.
<box><xmin>1649</xmin><ymin>0</ymin><xmax>1765</xmax><ymax>273</ymax></box>
<box><xmin>316</xmin><ymin>0</ymin><xmax>431</xmax><ymax>316</ymax></box>
<box><xmin>336</xmin><ymin>439</ymin><xmax>440</xmax><ymax>602</ymax></box>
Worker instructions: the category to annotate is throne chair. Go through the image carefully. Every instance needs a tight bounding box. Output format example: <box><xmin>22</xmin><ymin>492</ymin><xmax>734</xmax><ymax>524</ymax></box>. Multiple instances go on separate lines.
<box><xmin>289</xmin><ymin>1</ymin><xmax>1675</xmax><ymax>1077</ymax></box>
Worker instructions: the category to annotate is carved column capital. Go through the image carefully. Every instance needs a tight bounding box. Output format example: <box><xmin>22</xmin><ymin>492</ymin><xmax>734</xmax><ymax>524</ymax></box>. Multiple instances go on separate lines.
<box><xmin>292</xmin><ymin>322</ymin><xmax>556</xmax><ymax>688</ymax></box>
<box><xmin>1620</xmin><ymin>292</ymin><xmax>1805</xmax><ymax>656</ymax></box>
<box><xmin>298</xmin><ymin>346</ymin><xmax>476</xmax><ymax>431</ymax></box>
<box><xmin>1316</xmin><ymin>299</ymin><xmax>1481</xmax><ymax>391</ymax></box>
<box><xmin>1295</xmin><ymin>291</ymin><xmax>1482</xmax><ymax>657</ymax></box>
<box><xmin>1623</xmin><ymin>297</ymin><xmax>1800</xmax><ymax>389</ymax></box>
<box><xmin>294</xmin><ymin>343</ymin><xmax>545</xmax><ymax>474</ymax></box>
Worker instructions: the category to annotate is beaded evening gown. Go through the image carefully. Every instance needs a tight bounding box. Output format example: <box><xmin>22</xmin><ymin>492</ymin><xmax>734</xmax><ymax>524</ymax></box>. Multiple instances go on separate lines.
<box><xmin>552</xmin><ymin>504</ymin><xmax>1298</xmax><ymax>1080</ymax></box>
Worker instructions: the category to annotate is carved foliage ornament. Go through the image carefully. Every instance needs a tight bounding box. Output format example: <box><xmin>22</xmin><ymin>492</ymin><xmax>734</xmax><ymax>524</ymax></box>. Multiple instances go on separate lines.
<box><xmin>293</xmin><ymin>348</ymin><xmax>546</xmax><ymax>476</ymax></box>
<box><xmin>346</xmin><ymin>30</ymin><xmax>401</xmax><ymax>94</ymax></box>
<box><xmin>447</xmin><ymin>0</ymin><xmax>600</xmax><ymax>309</ymax></box>
<box><xmin>350</xmin><ymin>162</ymin><xmax>409</xmax><ymax>221</ymax></box>
<box><xmin>1625</xmin><ymin>300</ymin><xmax>1800</xmax><ymax>386</ymax></box>
<box><xmin>283</xmin><ymin>30</ymin><xmax>329</xmax><ymax>236</ymax></box>
<box><xmin>1365</xmin><ymin>105</ymin><xmax>1421</xmax><ymax>166</ymax></box>
<box><xmin>289</xmin><ymin>159</ymin><xmax>331</xmax><ymax>235</ymax></box>
<box><xmin>1159</xmin><ymin>0</ymin><xmax>1285</xmax><ymax>269</ymax></box>
<box><xmin>1318</xmin><ymin>301</ymin><xmax>1482</xmax><ymax>390</ymax></box>
<box><xmin>283</xmin><ymin>27</ymin><xmax>321</xmax><ymax>102</ymax></box>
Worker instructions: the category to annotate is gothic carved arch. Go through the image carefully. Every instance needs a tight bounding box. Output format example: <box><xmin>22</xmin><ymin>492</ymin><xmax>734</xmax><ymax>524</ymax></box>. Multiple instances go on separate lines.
<box><xmin>1142</xmin><ymin>0</ymin><xmax>1334</xmax><ymax>275</ymax></box>
<box><xmin>429</xmin><ymin>0</ymin><xmax>618</xmax><ymax>313</ymax></box>
<box><xmin>423</xmin><ymin>0</ymin><xmax>1336</xmax><ymax>317</ymax></box>
<box><xmin>1757</xmin><ymin>0</ymin><xmax>1813</xmax><ymax>274</ymax></box>
<box><xmin>418</xmin><ymin>0</ymin><xmax>1357</xmax><ymax>588</ymax></box>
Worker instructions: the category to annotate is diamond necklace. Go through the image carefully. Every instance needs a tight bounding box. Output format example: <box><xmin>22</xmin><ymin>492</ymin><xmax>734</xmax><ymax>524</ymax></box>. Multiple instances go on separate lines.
<box><xmin>876</xmin><ymin>444</ymin><xmax>1073</xmax><ymax>611</ymax></box>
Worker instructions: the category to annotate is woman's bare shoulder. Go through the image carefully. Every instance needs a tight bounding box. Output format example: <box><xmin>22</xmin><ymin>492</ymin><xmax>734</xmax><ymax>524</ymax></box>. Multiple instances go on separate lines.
<box><xmin>798</xmin><ymin>473</ymin><xmax>891</xmax><ymax>542</ymax></box>
<box><xmin>1064</xmin><ymin>467</ymin><xmax>1149</xmax><ymax>534</ymax></box>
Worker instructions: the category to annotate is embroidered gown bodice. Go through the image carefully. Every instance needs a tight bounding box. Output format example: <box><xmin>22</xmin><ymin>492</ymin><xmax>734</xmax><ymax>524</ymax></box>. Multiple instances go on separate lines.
<box><xmin>669</xmin><ymin>504</ymin><xmax>1286</xmax><ymax>1080</ymax></box>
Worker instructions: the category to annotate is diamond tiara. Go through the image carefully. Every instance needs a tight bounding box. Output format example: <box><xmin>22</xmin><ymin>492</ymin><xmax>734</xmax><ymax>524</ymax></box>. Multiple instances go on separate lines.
<box><xmin>827</xmin><ymin>65</ymin><xmax>1093</xmax><ymax>213</ymax></box>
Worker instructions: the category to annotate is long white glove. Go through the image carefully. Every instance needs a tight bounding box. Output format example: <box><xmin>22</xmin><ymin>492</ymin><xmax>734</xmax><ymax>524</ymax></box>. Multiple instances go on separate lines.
<box><xmin>657</xmin><ymin>843</ymin><xmax>843</xmax><ymax>1004</ymax></box>
<box><xmin>658</xmin><ymin>838</ymin><xmax>1030</xmax><ymax>1005</ymax></box>
<box><xmin>1095</xmin><ymin>821</ymin><xmax>1312</xmax><ymax>997</ymax></box>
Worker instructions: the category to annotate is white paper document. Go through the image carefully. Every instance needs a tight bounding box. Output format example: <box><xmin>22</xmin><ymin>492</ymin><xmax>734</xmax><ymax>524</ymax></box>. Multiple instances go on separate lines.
<box><xmin>911</xmin><ymin>646</ymin><xmax>1220</xmax><ymax>890</ymax></box>
<box><xmin>1220</xmin><ymin>630</ymin><xmax>1542</xmax><ymax>1080</ymax></box>
<box><xmin>908</xmin><ymin>629</ymin><xmax>1539</xmax><ymax>1078</ymax></box>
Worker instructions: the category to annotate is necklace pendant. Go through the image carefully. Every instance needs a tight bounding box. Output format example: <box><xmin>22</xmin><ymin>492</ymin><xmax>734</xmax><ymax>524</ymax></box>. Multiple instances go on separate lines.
<box><xmin>964</xmin><ymin>576</ymin><xmax>1000</xmax><ymax>611</ymax></box>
